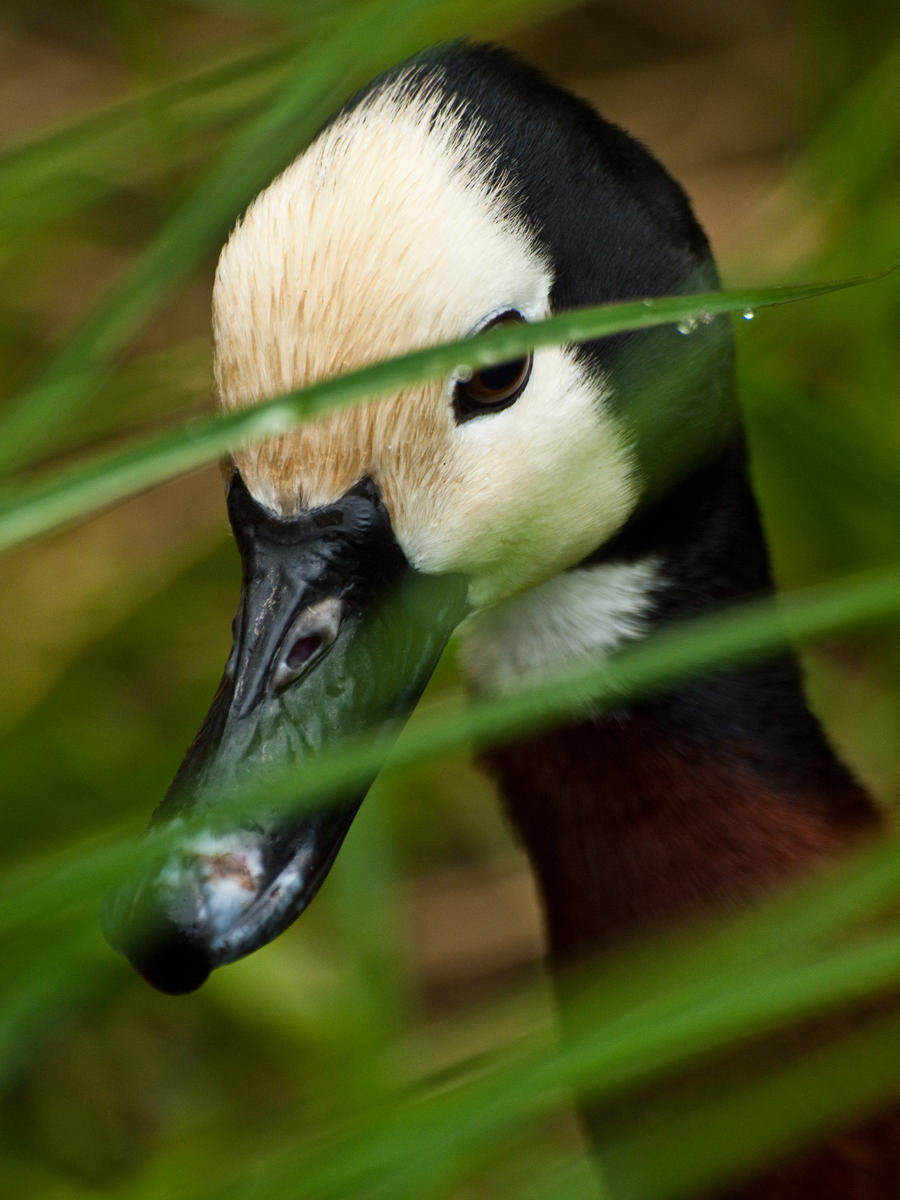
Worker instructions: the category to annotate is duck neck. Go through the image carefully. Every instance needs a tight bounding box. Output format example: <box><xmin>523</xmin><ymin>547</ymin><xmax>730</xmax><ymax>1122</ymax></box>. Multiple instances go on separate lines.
<box><xmin>465</xmin><ymin>441</ymin><xmax>879</xmax><ymax>967</ymax></box>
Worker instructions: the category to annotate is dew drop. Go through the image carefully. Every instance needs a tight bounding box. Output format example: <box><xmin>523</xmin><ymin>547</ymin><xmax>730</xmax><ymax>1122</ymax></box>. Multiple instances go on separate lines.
<box><xmin>676</xmin><ymin>316</ymin><xmax>698</xmax><ymax>336</ymax></box>
<box><xmin>742</xmin><ymin>309</ymin><xmax>755</xmax><ymax>321</ymax></box>
<box><xmin>698</xmin><ymin>311</ymin><xmax>714</xmax><ymax>325</ymax></box>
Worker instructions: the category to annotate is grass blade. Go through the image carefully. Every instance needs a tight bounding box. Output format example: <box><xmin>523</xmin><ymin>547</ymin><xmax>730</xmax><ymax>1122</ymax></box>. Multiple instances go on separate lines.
<box><xmin>0</xmin><ymin>272</ymin><xmax>890</xmax><ymax>553</ymax></box>
<box><xmin>0</xmin><ymin>0</ymin><xmax>542</xmax><ymax>472</ymax></box>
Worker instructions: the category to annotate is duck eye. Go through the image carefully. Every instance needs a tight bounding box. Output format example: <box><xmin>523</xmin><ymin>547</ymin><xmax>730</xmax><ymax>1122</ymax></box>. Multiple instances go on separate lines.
<box><xmin>453</xmin><ymin>312</ymin><xmax>532</xmax><ymax>422</ymax></box>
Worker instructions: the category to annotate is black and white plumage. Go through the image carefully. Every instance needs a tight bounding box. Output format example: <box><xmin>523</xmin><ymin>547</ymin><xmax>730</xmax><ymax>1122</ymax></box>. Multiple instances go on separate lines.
<box><xmin>105</xmin><ymin>44</ymin><xmax>893</xmax><ymax>1197</ymax></box>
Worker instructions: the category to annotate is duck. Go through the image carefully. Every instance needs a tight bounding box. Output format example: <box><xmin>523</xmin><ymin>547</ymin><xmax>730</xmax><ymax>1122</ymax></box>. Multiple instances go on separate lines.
<box><xmin>103</xmin><ymin>42</ymin><xmax>893</xmax><ymax>1196</ymax></box>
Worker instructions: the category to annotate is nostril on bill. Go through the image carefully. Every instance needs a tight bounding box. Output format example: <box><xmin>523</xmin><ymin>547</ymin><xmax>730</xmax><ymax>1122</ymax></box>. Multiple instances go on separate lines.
<box><xmin>273</xmin><ymin>596</ymin><xmax>343</xmax><ymax>691</ymax></box>
<box><xmin>286</xmin><ymin>633</ymin><xmax>324</xmax><ymax>672</ymax></box>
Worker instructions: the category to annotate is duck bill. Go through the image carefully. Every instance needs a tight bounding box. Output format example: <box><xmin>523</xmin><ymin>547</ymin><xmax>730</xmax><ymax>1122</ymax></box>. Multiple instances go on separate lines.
<box><xmin>103</xmin><ymin>472</ymin><xmax>468</xmax><ymax>994</ymax></box>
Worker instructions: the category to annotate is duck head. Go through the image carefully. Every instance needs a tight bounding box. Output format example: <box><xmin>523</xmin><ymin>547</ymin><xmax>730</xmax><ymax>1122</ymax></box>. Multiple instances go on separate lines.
<box><xmin>104</xmin><ymin>43</ymin><xmax>736</xmax><ymax>993</ymax></box>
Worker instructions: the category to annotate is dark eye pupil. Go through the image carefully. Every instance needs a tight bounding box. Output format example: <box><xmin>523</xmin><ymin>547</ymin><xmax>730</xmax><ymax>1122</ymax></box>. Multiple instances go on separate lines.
<box><xmin>453</xmin><ymin>311</ymin><xmax>532</xmax><ymax>422</ymax></box>
<box><xmin>468</xmin><ymin>358</ymin><xmax>529</xmax><ymax>399</ymax></box>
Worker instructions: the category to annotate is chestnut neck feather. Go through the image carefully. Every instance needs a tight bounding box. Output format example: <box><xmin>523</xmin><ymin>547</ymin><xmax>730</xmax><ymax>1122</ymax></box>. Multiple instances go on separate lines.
<box><xmin>485</xmin><ymin>441</ymin><xmax>880</xmax><ymax>966</ymax></box>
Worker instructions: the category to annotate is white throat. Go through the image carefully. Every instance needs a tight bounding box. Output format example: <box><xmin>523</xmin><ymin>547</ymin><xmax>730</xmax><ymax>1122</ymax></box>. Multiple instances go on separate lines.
<box><xmin>458</xmin><ymin>557</ymin><xmax>662</xmax><ymax>693</ymax></box>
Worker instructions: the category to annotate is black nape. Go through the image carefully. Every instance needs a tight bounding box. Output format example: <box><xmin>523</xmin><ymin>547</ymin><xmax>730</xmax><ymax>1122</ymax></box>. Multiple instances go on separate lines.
<box><xmin>581</xmin><ymin>440</ymin><xmax>873</xmax><ymax>815</ymax></box>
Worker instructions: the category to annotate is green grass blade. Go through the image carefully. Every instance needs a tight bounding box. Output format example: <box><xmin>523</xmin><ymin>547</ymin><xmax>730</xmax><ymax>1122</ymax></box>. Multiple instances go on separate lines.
<box><xmin>0</xmin><ymin>271</ymin><xmax>890</xmax><ymax>553</ymax></box>
<box><xmin>0</xmin><ymin>39</ymin><xmax>293</xmax><ymax>180</ymax></box>
<box><xmin>0</xmin><ymin>0</ymin><xmax>583</xmax><ymax>472</ymax></box>
<box><xmin>798</xmin><ymin>37</ymin><xmax>900</xmax><ymax>210</ymax></box>
<box><xmin>171</xmin><ymin>923</ymin><xmax>900</xmax><ymax>1199</ymax></box>
<box><xmin>0</xmin><ymin>0</ymin><xmax>523</xmax><ymax>472</ymax></box>
<box><xmin>134</xmin><ymin>559</ymin><xmax>899</xmax><ymax>843</ymax></box>
<box><xmin>1</xmin><ymin>562</ymin><xmax>897</xmax><ymax>961</ymax></box>
<box><xmin>0</xmin><ymin>565</ymin><xmax>898</xmax><ymax>1186</ymax></box>
<box><xmin>597</xmin><ymin>1011</ymin><xmax>900</xmax><ymax>1200</ymax></box>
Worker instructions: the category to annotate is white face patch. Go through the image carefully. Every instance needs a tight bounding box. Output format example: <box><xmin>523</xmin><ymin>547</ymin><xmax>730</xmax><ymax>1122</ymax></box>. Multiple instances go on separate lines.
<box><xmin>213</xmin><ymin>72</ymin><xmax>639</xmax><ymax>608</ymax></box>
<box><xmin>417</xmin><ymin>344</ymin><xmax>636</xmax><ymax>606</ymax></box>
<box><xmin>459</xmin><ymin>558</ymin><xmax>661</xmax><ymax>693</ymax></box>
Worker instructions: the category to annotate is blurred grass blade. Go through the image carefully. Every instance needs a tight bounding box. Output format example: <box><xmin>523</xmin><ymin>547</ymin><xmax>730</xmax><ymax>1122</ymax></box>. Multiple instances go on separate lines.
<box><xmin>1</xmin><ymin>8</ymin><xmax>898</xmax><ymax>1196</ymax></box>
<box><xmin>0</xmin><ymin>61</ymin><xmax>297</xmax><ymax>260</ymax></box>
<box><xmin>0</xmin><ymin>0</ymin><xmax>548</xmax><ymax>473</ymax></box>
<box><xmin>1</xmin><ymin>570</ymin><xmax>899</xmax><ymax>1185</ymax></box>
<box><xmin>182</xmin><ymin>921</ymin><xmax>900</xmax><ymax>1199</ymax></box>
<box><xmin>797</xmin><ymin>37</ymin><xmax>900</xmax><ymax>208</ymax></box>
<box><xmin>0</xmin><ymin>40</ymin><xmax>296</xmax><ymax>209</ymax></box>
<box><xmin>0</xmin><ymin>271</ymin><xmax>890</xmax><ymax>553</ymax></box>
<box><xmin>750</xmin><ymin>379</ymin><xmax>900</xmax><ymax>510</ymax></box>
<box><xmin>1</xmin><ymin>563</ymin><xmax>898</xmax><ymax>1050</ymax></box>
<box><xmin>0</xmin><ymin>560</ymin><xmax>896</xmax><ymax>936</ymax></box>
<box><xmin>596</xmin><ymin>1011</ymin><xmax>900</xmax><ymax>1200</ymax></box>
<box><xmin>127</xmin><ymin>560</ymin><xmax>898</xmax><ymax>845</ymax></box>
<box><xmin>7</xmin><ymin>846</ymin><xmax>900</xmax><ymax>1195</ymax></box>
<box><xmin>734</xmin><ymin>36</ymin><xmax>900</xmax><ymax>276</ymax></box>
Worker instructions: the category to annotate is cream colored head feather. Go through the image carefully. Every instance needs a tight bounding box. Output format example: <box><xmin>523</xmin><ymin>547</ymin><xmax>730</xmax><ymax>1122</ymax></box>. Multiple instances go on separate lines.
<box><xmin>212</xmin><ymin>72</ymin><xmax>637</xmax><ymax>608</ymax></box>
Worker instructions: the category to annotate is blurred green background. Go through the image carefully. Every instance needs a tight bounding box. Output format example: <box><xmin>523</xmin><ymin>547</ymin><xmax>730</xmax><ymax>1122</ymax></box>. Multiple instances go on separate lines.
<box><xmin>1</xmin><ymin>1</ymin><xmax>898</xmax><ymax>1197</ymax></box>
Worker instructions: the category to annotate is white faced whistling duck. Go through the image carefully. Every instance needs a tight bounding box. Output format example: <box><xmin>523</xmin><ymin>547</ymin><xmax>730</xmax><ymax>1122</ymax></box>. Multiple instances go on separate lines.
<box><xmin>104</xmin><ymin>43</ymin><xmax>892</xmax><ymax>1196</ymax></box>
